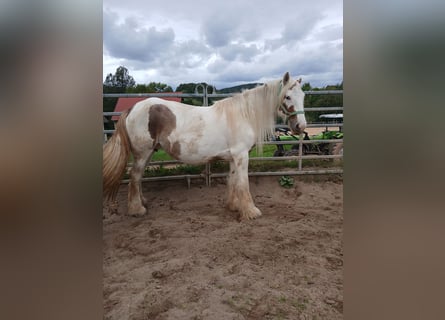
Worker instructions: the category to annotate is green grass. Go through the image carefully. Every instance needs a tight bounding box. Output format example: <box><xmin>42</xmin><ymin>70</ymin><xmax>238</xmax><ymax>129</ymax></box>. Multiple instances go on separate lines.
<box><xmin>249</xmin><ymin>144</ymin><xmax>277</xmax><ymax>157</ymax></box>
<box><xmin>151</xmin><ymin>150</ymin><xmax>174</xmax><ymax>161</ymax></box>
<box><xmin>144</xmin><ymin>164</ymin><xmax>204</xmax><ymax>177</ymax></box>
<box><xmin>148</xmin><ymin>144</ymin><xmax>278</xmax><ymax>161</ymax></box>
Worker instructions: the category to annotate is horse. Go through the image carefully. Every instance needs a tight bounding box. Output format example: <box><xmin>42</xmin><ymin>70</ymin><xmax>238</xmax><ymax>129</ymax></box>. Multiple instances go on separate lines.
<box><xmin>103</xmin><ymin>72</ymin><xmax>307</xmax><ymax>220</ymax></box>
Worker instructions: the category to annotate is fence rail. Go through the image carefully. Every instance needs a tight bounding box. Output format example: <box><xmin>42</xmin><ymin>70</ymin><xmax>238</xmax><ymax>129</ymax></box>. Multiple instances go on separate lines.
<box><xmin>103</xmin><ymin>88</ymin><xmax>343</xmax><ymax>186</ymax></box>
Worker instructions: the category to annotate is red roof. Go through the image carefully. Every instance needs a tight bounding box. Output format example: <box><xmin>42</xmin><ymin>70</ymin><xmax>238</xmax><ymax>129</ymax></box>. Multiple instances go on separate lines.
<box><xmin>112</xmin><ymin>94</ymin><xmax>182</xmax><ymax>120</ymax></box>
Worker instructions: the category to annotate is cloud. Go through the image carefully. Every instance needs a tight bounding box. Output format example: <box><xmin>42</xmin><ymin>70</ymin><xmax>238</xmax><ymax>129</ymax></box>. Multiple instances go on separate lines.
<box><xmin>103</xmin><ymin>9</ymin><xmax>175</xmax><ymax>63</ymax></box>
<box><xmin>312</xmin><ymin>24</ymin><xmax>343</xmax><ymax>41</ymax></box>
<box><xmin>103</xmin><ymin>0</ymin><xmax>343</xmax><ymax>89</ymax></box>
<box><xmin>265</xmin><ymin>11</ymin><xmax>325</xmax><ymax>50</ymax></box>
<box><xmin>202</xmin><ymin>13</ymin><xmax>239</xmax><ymax>48</ymax></box>
<box><xmin>219</xmin><ymin>43</ymin><xmax>261</xmax><ymax>63</ymax></box>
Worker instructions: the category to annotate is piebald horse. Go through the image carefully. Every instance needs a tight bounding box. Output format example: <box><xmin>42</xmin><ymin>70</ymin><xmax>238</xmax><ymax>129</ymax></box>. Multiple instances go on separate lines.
<box><xmin>103</xmin><ymin>72</ymin><xmax>306</xmax><ymax>220</ymax></box>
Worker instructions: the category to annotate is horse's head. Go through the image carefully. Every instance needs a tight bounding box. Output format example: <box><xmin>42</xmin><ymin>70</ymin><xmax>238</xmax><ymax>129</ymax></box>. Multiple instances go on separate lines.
<box><xmin>278</xmin><ymin>72</ymin><xmax>307</xmax><ymax>135</ymax></box>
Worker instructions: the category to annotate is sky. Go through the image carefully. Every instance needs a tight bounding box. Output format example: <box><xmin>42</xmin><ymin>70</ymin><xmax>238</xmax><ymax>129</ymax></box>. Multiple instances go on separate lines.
<box><xmin>103</xmin><ymin>0</ymin><xmax>343</xmax><ymax>90</ymax></box>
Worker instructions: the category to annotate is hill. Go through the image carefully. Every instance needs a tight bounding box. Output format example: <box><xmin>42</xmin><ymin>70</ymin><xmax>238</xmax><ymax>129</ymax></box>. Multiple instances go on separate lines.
<box><xmin>217</xmin><ymin>83</ymin><xmax>262</xmax><ymax>94</ymax></box>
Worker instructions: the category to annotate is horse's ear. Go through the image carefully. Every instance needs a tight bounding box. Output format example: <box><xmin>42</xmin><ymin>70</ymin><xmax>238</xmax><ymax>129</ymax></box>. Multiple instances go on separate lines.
<box><xmin>283</xmin><ymin>72</ymin><xmax>290</xmax><ymax>85</ymax></box>
<box><xmin>297</xmin><ymin>78</ymin><xmax>302</xmax><ymax>84</ymax></box>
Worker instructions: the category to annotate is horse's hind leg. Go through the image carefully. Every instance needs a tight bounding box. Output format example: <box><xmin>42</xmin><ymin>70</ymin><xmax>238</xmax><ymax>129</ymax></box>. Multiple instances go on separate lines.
<box><xmin>127</xmin><ymin>148</ymin><xmax>154</xmax><ymax>216</ymax></box>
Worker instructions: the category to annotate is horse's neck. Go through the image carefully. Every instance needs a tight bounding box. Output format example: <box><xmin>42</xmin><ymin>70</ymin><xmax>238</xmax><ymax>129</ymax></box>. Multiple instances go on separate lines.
<box><xmin>217</xmin><ymin>83</ymin><xmax>278</xmax><ymax>144</ymax></box>
<box><xmin>215</xmin><ymin>80</ymin><xmax>280</xmax><ymax>116</ymax></box>
<box><xmin>245</xmin><ymin>81</ymin><xmax>279</xmax><ymax>113</ymax></box>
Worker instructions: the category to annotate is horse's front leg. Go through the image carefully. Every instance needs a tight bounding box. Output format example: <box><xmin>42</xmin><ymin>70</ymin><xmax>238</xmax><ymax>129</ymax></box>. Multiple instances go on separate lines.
<box><xmin>226</xmin><ymin>161</ymin><xmax>240</xmax><ymax>212</ymax></box>
<box><xmin>231</xmin><ymin>152</ymin><xmax>262</xmax><ymax>220</ymax></box>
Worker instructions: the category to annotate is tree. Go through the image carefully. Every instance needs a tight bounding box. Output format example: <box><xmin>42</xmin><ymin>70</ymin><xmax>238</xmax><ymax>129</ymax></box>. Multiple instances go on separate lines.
<box><xmin>304</xmin><ymin>82</ymin><xmax>343</xmax><ymax>123</ymax></box>
<box><xmin>302</xmin><ymin>82</ymin><xmax>312</xmax><ymax>91</ymax></box>
<box><xmin>126</xmin><ymin>82</ymin><xmax>173</xmax><ymax>93</ymax></box>
<box><xmin>103</xmin><ymin>66</ymin><xmax>137</xmax><ymax>113</ymax></box>
<box><xmin>104</xmin><ymin>66</ymin><xmax>136</xmax><ymax>90</ymax></box>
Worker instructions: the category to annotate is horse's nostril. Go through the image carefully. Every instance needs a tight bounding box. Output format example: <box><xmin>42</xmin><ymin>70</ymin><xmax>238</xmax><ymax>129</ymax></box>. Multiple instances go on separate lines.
<box><xmin>298</xmin><ymin>123</ymin><xmax>306</xmax><ymax>131</ymax></box>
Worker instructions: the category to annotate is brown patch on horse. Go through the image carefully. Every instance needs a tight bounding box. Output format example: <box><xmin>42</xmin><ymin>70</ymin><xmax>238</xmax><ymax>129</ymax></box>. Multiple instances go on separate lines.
<box><xmin>148</xmin><ymin>104</ymin><xmax>176</xmax><ymax>139</ymax></box>
<box><xmin>148</xmin><ymin>104</ymin><xmax>181</xmax><ymax>158</ymax></box>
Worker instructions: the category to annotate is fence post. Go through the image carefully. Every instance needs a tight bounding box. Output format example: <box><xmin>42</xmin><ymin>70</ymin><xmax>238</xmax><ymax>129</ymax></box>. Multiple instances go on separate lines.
<box><xmin>194</xmin><ymin>84</ymin><xmax>208</xmax><ymax>106</ymax></box>
<box><xmin>103</xmin><ymin>117</ymin><xmax>108</xmax><ymax>143</ymax></box>
<box><xmin>195</xmin><ymin>84</ymin><xmax>213</xmax><ymax>186</ymax></box>
<box><xmin>298</xmin><ymin>133</ymin><xmax>303</xmax><ymax>171</ymax></box>
<box><xmin>205</xmin><ymin>163</ymin><xmax>211</xmax><ymax>187</ymax></box>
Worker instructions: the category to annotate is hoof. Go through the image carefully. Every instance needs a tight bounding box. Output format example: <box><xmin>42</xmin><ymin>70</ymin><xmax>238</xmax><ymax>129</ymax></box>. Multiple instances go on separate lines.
<box><xmin>239</xmin><ymin>207</ymin><xmax>262</xmax><ymax>221</ymax></box>
<box><xmin>141</xmin><ymin>196</ymin><xmax>148</xmax><ymax>208</ymax></box>
<box><xmin>107</xmin><ymin>203</ymin><xmax>119</xmax><ymax>216</ymax></box>
<box><xmin>226</xmin><ymin>202</ymin><xmax>238</xmax><ymax>212</ymax></box>
<box><xmin>128</xmin><ymin>206</ymin><xmax>147</xmax><ymax>217</ymax></box>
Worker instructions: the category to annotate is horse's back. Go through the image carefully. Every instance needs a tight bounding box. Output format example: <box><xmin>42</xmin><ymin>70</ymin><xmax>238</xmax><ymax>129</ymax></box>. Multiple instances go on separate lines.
<box><xmin>126</xmin><ymin>97</ymin><xmax>191</xmax><ymax>134</ymax></box>
<box><xmin>133</xmin><ymin>97</ymin><xmax>195</xmax><ymax>113</ymax></box>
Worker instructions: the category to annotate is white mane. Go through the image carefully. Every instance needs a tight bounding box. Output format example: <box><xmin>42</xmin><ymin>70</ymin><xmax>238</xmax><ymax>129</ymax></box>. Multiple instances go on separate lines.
<box><xmin>214</xmin><ymin>79</ymin><xmax>291</xmax><ymax>154</ymax></box>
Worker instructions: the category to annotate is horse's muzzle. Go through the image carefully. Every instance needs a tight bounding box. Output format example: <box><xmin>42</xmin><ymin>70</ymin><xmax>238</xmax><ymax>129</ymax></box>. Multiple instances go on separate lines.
<box><xmin>291</xmin><ymin>123</ymin><xmax>306</xmax><ymax>135</ymax></box>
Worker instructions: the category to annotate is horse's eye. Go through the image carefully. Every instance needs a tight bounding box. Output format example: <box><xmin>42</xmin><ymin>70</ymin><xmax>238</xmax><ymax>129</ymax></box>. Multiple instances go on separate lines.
<box><xmin>285</xmin><ymin>96</ymin><xmax>291</xmax><ymax>100</ymax></box>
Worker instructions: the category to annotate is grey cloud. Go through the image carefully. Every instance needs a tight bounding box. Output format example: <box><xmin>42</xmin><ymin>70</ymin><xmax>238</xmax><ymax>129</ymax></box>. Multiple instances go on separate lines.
<box><xmin>265</xmin><ymin>11</ymin><xmax>325</xmax><ymax>50</ymax></box>
<box><xmin>167</xmin><ymin>40</ymin><xmax>211</xmax><ymax>69</ymax></box>
<box><xmin>207</xmin><ymin>58</ymin><xmax>226</xmax><ymax>74</ymax></box>
<box><xmin>202</xmin><ymin>13</ymin><xmax>240</xmax><ymax>48</ymax></box>
<box><xmin>313</xmin><ymin>24</ymin><xmax>343</xmax><ymax>41</ymax></box>
<box><xmin>208</xmin><ymin>59</ymin><xmax>274</xmax><ymax>84</ymax></box>
<box><xmin>103</xmin><ymin>10</ymin><xmax>175</xmax><ymax>63</ymax></box>
<box><xmin>103</xmin><ymin>0</ymin><xmax>342</xmax><ymax>88</ymax></box>
<box><xmin>200</xmin><ymin>7</ymin><xmax>263</xmax><ymax>49</ymax></box>
<box><xmin>179</xmin><ymin>40</ymin><xmax>211</xmax><ymax>57</ymax></box>
<box><xmin>120</xmin><ymin>39</ymin><xmax>212</xmax><ymax>79</ymax></box>
<box><xmin>219</xmin><ymin>43</ymin><xmax>261</xmax><ymax>63</ymax></box>
<box><xmin>208</xmin><ymin>39</ymin><xmax>342</xmax><ymax>89</ymax></box>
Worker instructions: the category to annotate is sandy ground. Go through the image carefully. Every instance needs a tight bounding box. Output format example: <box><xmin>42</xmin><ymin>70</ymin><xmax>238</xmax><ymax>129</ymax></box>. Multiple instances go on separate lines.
<box><xmin>103</xmin><ymin>175</ymin><xmax>343</xmax><ymax>319</ymax></box>
<box><xmin>299</xmin><ymin>127</ymin><xmax>341</xmax><ymax>136</ymax></box>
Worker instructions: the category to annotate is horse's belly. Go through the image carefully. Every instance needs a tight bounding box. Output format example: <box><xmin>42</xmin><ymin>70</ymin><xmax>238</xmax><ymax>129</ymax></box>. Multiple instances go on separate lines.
<box><xmin>176</xmin><ymin>147</ymin><xmax>232</xmax><ymax>164</ymax></box>
<box><xmin>162</xmin><ymin>123</ymin><xmax>233</xmax><ymax>163</ymax></box>
<box><xmin>162</xmin><ymin>137</ymin><xmax>230</xmax><ymax>164</ymax></box>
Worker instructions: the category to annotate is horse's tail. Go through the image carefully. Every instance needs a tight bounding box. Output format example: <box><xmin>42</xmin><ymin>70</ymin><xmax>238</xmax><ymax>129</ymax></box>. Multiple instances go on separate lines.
<box><xmin>103</xmin><ymin>109</ymin><xmax>131</xmax><ymax>200</ymax></box>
